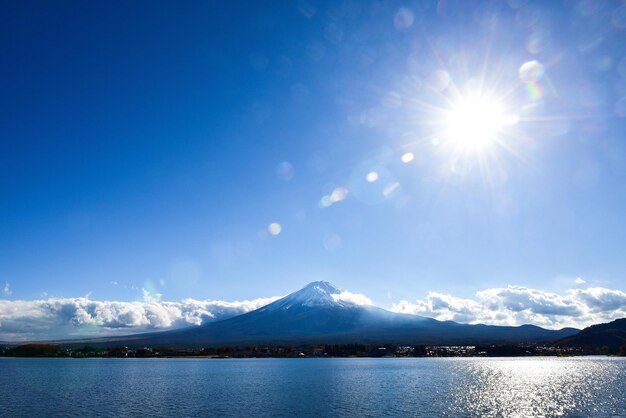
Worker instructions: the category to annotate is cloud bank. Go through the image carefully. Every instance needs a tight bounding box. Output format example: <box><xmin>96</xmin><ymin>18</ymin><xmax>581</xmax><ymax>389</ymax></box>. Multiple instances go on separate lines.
<box><xmin>0</xmin><ymin>294</ymin><xmax>279</xmax><ymax>341</ymax></box>
<box><xmin>331</xmin><ymin>290</ymin><xmax>372</xmax><ymax>306</ymax></box>
<box><xmin>1</xmin><ymin>284</ymin><xmax>625</xmax><ymax>341</ymax></box>
<box><xmin>391</xmin><ymin>286</ymin><xmax>626</xmax><ymax>330</ymax></box>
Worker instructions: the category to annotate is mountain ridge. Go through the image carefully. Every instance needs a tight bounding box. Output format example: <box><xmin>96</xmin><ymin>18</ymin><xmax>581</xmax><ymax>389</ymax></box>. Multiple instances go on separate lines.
<box><xmin>556</xmin><ymin>318</ymin><xmax>626</xmax><ymax>352</ymax></box>
<box><xmin>36</xmin><ymin>281</ymin><xmax>578</xmax><ymax>348</ymax></box>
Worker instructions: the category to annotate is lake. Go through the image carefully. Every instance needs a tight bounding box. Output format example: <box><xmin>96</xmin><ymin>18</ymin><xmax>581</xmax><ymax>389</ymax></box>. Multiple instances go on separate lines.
<box><xmin>0</xmin><ymin>357</ymin><xmax>624</xmax><ymax>417</ymax></box>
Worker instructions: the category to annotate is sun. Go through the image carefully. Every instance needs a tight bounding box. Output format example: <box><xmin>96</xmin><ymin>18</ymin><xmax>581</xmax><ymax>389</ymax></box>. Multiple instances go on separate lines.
<box><xmin>443</xmin><ymin>96</ymin><xmax>511</xmax><ymax>152</ymax></box>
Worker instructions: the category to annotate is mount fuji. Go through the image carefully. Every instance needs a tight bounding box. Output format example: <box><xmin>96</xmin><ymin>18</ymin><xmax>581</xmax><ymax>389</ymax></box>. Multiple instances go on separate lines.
<box><xmin>81</xmin><ymin>281</ymin><xmax>579</xmax><ymax>347</ymax></box>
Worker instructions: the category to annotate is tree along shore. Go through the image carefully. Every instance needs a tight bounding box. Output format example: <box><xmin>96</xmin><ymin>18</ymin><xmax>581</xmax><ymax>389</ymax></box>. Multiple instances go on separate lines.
<box><xmin>2</xmin><ymin>342</ymin><xmax>624</xmax><ymax>358</ymax></box>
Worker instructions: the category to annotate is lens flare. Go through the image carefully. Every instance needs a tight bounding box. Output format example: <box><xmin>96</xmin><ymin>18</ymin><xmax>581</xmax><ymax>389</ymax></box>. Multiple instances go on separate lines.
<box><xmin>401</xmin><ymin>152</ymin><xmax>415</xmax><ymax>163</ymax></box>
<box><xmin>267</xmin><ymin>223</ymin><xmax>282</xmax><ymax>236</ymax></box>
<box><xmin>330</xmin><ymin>187</ymin><xmax>349</xmax><ymax>202</ymax></box>
<box><xmin>519</xmin><ymin>60</ymin><xmax>544</xmax><ymax>82</ymax></box>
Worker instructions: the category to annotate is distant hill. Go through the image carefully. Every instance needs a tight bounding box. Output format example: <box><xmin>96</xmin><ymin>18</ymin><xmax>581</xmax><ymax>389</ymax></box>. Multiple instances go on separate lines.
<box><xmin>56</xmin><ymin>281</ymin><xmax>578</xmax><ymax>348</ymax></box>
<box><xmin>556</xmin><ymin>318</ymin><xmax>626</xmax><ymax>353</ymax></box>
<box><xmin>3</xmin><ymin>344</ymin><xmax>63</xmax><ymax>357</ymax></box>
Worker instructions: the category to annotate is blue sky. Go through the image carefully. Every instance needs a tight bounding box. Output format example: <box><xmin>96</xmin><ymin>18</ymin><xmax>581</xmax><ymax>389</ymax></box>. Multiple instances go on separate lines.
<box><xmin>1</xmin><ymin>0</ymin><xmax>626</xmax><ymax>338</ymax></box>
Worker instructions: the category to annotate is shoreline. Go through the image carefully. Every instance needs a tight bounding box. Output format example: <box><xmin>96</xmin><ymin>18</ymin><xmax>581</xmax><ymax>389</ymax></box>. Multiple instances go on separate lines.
<box><xmin>1</xmin><ymin>354</ymin><xmax>619</xmax><ymax>359</ymax></box>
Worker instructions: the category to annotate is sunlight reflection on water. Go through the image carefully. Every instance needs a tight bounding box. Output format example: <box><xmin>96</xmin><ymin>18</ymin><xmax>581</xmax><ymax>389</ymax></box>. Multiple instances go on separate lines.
<box><xmin>446</xmin><ymin>357</ymin><xmax>625</xmax><ymax>417</ymax></box>
<box><xmin>0</xmin><ymin>357</ymin><xmax>624</xmax><ymax>417</ymax></box>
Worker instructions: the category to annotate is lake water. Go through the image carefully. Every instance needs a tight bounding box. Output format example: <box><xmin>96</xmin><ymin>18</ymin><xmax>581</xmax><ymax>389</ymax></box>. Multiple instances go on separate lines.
<box><xmin>0</xmin><ymin>357</ymin><xmax>624</xmax><ymax>417</ymax></box>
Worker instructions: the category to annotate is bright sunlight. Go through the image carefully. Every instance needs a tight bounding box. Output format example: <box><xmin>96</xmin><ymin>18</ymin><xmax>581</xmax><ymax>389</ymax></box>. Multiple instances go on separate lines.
<box><xmin>443</xmin><ymin>96</ymin><xmax>514</xmax><ymax>152</ymax></box>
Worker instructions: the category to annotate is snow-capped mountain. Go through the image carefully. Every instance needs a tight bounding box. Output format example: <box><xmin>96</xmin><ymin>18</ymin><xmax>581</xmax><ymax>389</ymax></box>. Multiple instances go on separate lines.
<box><xmin>88</xmin><ymin>281</ymin><xmax>578</xmax><ymax>348</ymax></box>
<box><xmin>258</xmin><ymin>281</ymin><xmax>370</xmax><ymax>311</ymax></box>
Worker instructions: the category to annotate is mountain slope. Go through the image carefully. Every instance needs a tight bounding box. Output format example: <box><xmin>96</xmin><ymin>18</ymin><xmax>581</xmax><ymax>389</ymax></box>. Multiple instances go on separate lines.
<box><xmin>77</xmin><ymin>281</ymin><xmax>578</xmax><ymax>347</ymax></box>
<box><xmin>556</xmin><ymin>318</ymin><xmax>626</xmax><ymax>351</ymax></box>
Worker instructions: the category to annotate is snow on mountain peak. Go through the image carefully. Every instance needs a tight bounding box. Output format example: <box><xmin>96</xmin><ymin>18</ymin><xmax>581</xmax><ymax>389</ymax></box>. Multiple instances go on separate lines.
<box><xmin>302</xmin><ymin>281</ymin><xmax>341</xmax><ymax>294</ymax></box>
<box><xmin>262</xmin><ymin>281</ymin><xmax>372</xmax><ymax>311</ymax></box>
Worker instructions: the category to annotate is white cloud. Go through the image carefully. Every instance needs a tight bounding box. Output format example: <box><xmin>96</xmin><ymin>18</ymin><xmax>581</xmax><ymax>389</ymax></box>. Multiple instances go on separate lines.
<box><xmin>391</xmin><ymin>285</ymin><xmax>626</xmax><ymax>329</ymax></box>
<box><xmin>2</xmin><ymin>284</ymin><xmax>625</xmax><ymax>341</ymax></box>
<box><xmin>0</xmin><ymin>295</ymin><xmax>280</xmax><ymax>341</ymax></box>
<box><xmin>141</xmin><ymin>288</ymin><xmax>162</xmax><ymax>303</ymax></box>
<box><xmin>2</xmin><ymin>282</ymin><xmax>11</xmax><ymax>296</ymax></box>
<box><xmin>575</xmin><ymin>277</ymin><xmax>586</xmax><ymax>285</ymax></box>
<box><xmin>331</xmin><ymin>290</ymin><xmax>372</xmax><ymax>306</ymax></box>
